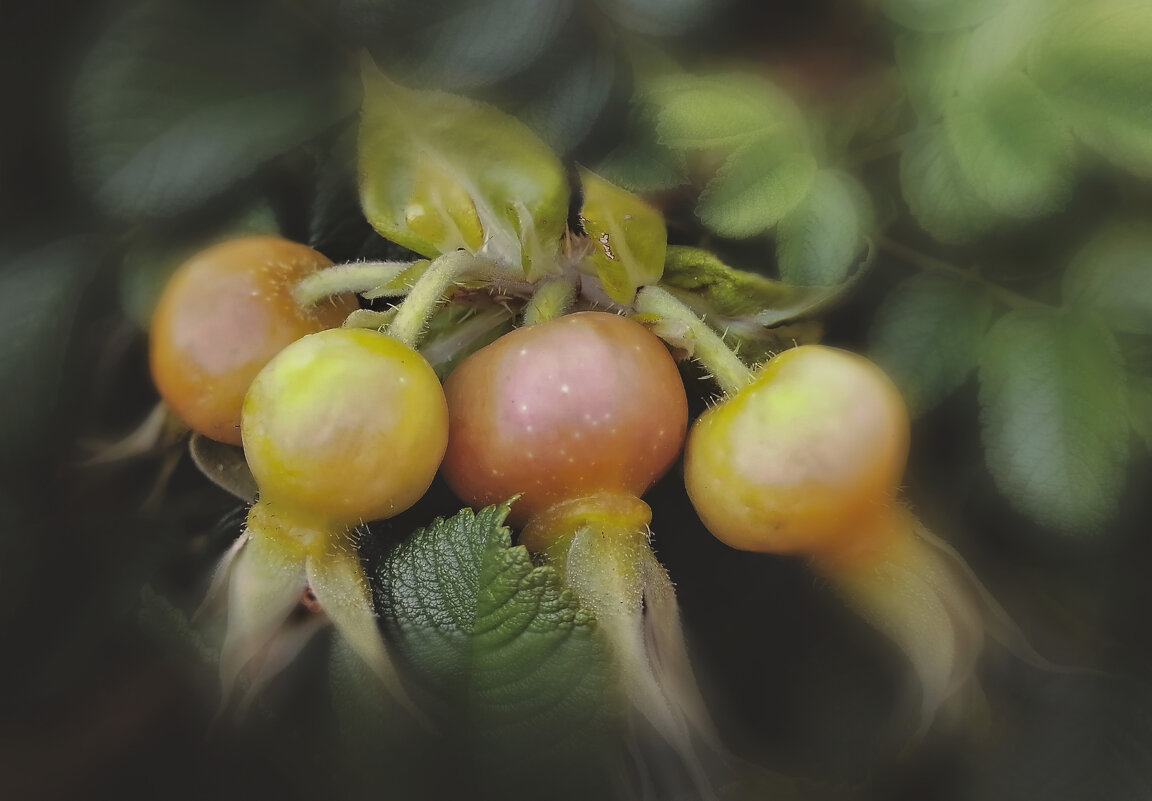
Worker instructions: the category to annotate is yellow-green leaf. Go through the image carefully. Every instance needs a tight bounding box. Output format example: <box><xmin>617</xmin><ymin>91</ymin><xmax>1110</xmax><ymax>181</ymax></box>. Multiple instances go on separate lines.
<box><xmin>358</xmin><ymin>61</ymin><xmax>569</xmax><ymax>277</ymax></box>
<box><xmin>578</xmin><ymin>168</ymin><xmax>666</xmax><ymax>303</ymax></box>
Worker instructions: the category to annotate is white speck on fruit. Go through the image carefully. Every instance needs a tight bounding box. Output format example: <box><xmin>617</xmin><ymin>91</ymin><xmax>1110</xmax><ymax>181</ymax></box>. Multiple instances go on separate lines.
<box><xmin>560</xmin><ymin>384</ymin><xmax>569</xmax><ymax>393</ymax></box>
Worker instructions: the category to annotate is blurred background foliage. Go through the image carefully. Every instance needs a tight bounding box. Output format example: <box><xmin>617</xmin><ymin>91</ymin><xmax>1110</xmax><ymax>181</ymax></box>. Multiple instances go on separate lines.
<box><xmin>2</xmin><ymin>0</ymin><xmax>1152</xmax><ymax>799</ymax></box>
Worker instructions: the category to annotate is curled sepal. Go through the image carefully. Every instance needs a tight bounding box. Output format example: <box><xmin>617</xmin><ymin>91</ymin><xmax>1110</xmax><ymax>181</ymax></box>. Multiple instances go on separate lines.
<box><xmin>218</xmin><ymin>528</ymin><xmax>309</xmax><ymax>707</ymax></box>
<box><xmin>554</xmin><ymin>522</ymin><xmax>722</xmax><ymax>800</ymax></box>
<box><xmin>306</xmin><ymin>541</ymin><xmax>428</xmax><ymax>726</ymax></box>
<box><xmin>358</xmin><ymin>58</ymin><xmax>568</xmax><ymax>278</ymax></box>
<box><xmin>814</xmin><ymin>508</ymin><xmax>1036</xmax><ymax>733</ymax></box>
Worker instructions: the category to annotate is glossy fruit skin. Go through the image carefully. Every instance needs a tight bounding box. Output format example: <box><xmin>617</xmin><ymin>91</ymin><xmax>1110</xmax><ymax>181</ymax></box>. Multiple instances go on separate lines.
<box><xmin>441</xmin><ymin>311</ymin><xmax>689</xmax><ymax>527</ymax></box>
<box><xmin>684</xmin><ymin>345</ymin><xmax>909</xmax><ymax>559</ymax></box>
<box><xmin>150</xmin><ymin>236</ymin><xmax>357</xmax><ymax>445</ymax></box>
<box><xmin>241</xmin><ymin>328</ymin><xmax>449</xmax><ymax>529</ymax></box>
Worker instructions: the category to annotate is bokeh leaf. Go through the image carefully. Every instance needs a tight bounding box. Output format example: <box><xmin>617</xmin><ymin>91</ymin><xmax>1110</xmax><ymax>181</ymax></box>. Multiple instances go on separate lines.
<box><xmin>776</xmin><ymin>170</ymin><xmax>873</xmax><ymax>286</ymax></box>
<box><xmin>594</xmin><ymin>0</ymin><xmax>717</xmax><ymax>36</ymax></box>
<box><xmin>0</xmin><ymin>241</ymin><xmax>95</xmax><ymax>468</ymax></box>
<box><xmin>578</xmin><ymin>168</ymin><xmax>667</xmax><ymax>303</ymax></box>
<box><xmin>1063</xmin><ymin>224</ymin><xmax>1152</xmax><ymax>335</ymax></box>
<box><xmin>978</xmin><ymin>310</ymin><xmax>1130</xmax><ymax>534</ymax></box>
<box><xmin>881</xmin><ymin>0</ymin><xmax>1002</xmax><ymax>33</ymax></box>
<box><xmin>647</xmin><ymin>73</ymin><xmax>803</xmax><ymax>150</ymax></box>
<box><xmin>1130</xmin><ymin>374</ymin><xmax>1152</xmax><ymax>451</ymax></box>
<box><xmin>417</xmin><ymin>0</ymin><xmax>573</xmax><ymax>90</ymax></box>
<box><xmin>900</xmin><ymin>125</ymin><xmax>999</xmax><ymax>243</ymax></box>
<box><xmin>72</xmin><ymin>0</ymin><xmax>350</xmax><ymax>218</ymax></box>
<box><xmin>697</xmin><ymin>137</ymin><xmax>817</xmax><ymax>239</ymax></box>
<box><xmin>943</xmin><ymin>72</ymin><xmax>1073</xmax><ymax>218</ymax></box>
<box><xmin>358</xmin><ymin>62</ymin><xmax>569</xmax><ymax>277</ymax></box>
<box><xmin>870</xmin><ymin>274</ymin><xmax>995</xmax><ymax>414</ymax></box>
<box><xmin>375</xmin><ymin>503</ymin><xmax>616</xmax><ymax>768</ymax></box>
<box><xmin>596</xmin><ymin>104</ymin><xmax>688</xmax><ymax>192</ymax></box>
<box><xmin>1029</xmin><ymin>0</ymin><xmax>1152</xmax><ymax>177</ymax></box>
<box><xmin>518</xmin><ymin>49</ymin><xmax>615</xmax><ymax>155</ymax></box>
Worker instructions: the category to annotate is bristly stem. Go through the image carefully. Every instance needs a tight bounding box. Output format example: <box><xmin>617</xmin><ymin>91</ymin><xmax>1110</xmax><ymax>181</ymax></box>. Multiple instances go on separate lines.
<box><xmin>293</xmin><ymin>261</ymin><xmax>420</xmax><ymax>306</ymax></box>
<box><xmin>522</xmin><ymin>274</ymin><xmax>578</xmax><ymax>325</ymax></box>
<box><xmin>635</xmin><ymin>286</ymin><xmax>755</xmax><ymax>397</ymax></box>
<box><xmin>388</xmin><ymin>250</ymin><xmax>483</xmax><ymax>349</ymax></box>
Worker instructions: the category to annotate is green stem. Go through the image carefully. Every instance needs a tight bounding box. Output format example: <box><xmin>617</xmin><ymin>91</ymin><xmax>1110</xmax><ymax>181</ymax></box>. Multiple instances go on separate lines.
<box><xmin>388</xmin><ymin>250</ymin><xmax>481</xmax><ymax>349</ymax></box>
<box><xmin>635</xmin><ymin>286</ymin><xmax>754</xmax><ymax>396</ymax></box>
<box><xmin>522</xmin><ymin>274</ymin><xmax>577</xmax><ymax>325</ymax></box>
<box><xmin>877</xmin><ymin>237</ymin><xmax>1052</xmax><ymax>311</ymax></box>
<box><xmin>293</xmin><ymin>261</ymin><xmax>418</xmax><ymax>306</ymax></box>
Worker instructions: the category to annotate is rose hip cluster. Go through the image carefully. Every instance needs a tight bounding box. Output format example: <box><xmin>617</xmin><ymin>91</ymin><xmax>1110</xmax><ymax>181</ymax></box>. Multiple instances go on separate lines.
<box><xmin>150</xmin><ymin>232</ymin><xmax>1020</xmax><ymax>770</ymax></box>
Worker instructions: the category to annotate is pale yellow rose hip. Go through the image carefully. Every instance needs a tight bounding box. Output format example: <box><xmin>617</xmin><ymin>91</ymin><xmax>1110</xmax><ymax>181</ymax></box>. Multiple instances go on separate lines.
<box><xmin>241</xmin><ymin>327</ymin><xmax>449</xmax><ymax>528</ymax></box>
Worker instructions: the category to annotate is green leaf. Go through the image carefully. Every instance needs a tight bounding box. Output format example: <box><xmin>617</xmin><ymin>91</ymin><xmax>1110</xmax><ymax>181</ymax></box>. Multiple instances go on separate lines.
<box><xmin>1063</xmin><ymin>224</ymin><xmax>1152</xmax><ymax>335</ymax></box>
<box><xmin>659</xmin><ymin>246</ymin><xmax>835</xmax><ymax>324</ymax></box>
<box><xmin>118</xmin><ymin>200</ymin><xmax>280</xmax><ymax>327</ymax></box>
<box><xmin>416</xmin><ymin>0</ymin><xmax>573</xmax><ymax>89</ymax></box>
<box><xmin>596</xmin><ymin>103</ymin><xmax>688</xmax><ymax>192</ymax></box>
<box><xmin>882</xmin><ymin>0</ymin><xmax>1003</xmax><ymax>33</ymax></box>
<box><xmin>0</xmin><ymin>241</ymin><xmax>94</xmax><ymax>468</ymax></box>
<box><xmin>697</xmin><ymin>137</ymin><xmax>818</xmax><ymax>239</ymax></box>
<box><xmin>899</xmin><ymin>125</ymin><xmax>999</xmax><ymax>243</ymax></box>
<box><xmin>578</xmin><ymin>168</ymin><xmax>667</xmax><ymax>303</ymax></box>
<box><xmin>978</xmin><ymin>310</ymin><xmax>1130</xmax><ymax>533</ymax></box>
<box><xmin>646</xmin><ymin>73</ymin><xmax>803</xmax><ymax>150</ymax></box>
<box><xmin>1029</xmin><ymin>0</ymin><xmax>1152</xmax><ymax>177</ymax></box>
<box><xmin>895</xmin><ymin>31</ymin><xmax>969</xmax><ymax>121</ymax></box>
<box><xmin>776</xmin><ymin>170</ymin><xmax>873</xmax><ymax>286</ymax></box>
<box><xmin>943</xmin><ymin>72</ymin><xmax>1074</xmax><ymax>218</ymax></box>
<box><xmin>358</xmin><ymin>62</ymin><xmax>569</xmax><ymax>278</ymax></box>
<box><xmin>870</xmin><ymin>274</ymin><xmax>995</xmax><ymax>414</ymax></box>
<box><xmin>72</xmin><ymin>0</ymin><xmax>350</xmax><ymax>218</ymax></box>
<box><xmin>376</xmin><ymin>503</ymin><xmax>616</xmax><ymax>765</ymax></box>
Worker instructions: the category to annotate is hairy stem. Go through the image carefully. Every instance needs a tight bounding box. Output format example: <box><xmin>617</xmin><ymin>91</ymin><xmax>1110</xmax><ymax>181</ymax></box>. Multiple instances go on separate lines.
<box><xmin>389</xmin><ymin>250</ymin><xmax>483</xmax><ymax>349</ymax></box>
<box><xmin>635</xmin><ymin>286</ymin><xmax>754</xmax><ymax>396</ymax></box>
<box><xmin>293</xmin><ymin>261</ymin><xmax>419</xmax><ymax>306</ymax></box>
<box><xmin>522</xmin><ymin>274</ymin><xmax>578</xmax><ymax>325</ymax></box>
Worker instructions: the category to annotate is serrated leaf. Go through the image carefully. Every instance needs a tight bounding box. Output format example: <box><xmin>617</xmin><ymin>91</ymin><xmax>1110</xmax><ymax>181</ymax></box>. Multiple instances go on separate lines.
<box><xmin>119</xmin><ymin>200</ymin><xmax>280</xmax><ymax>327</ymax></box>
<box><xmin>0</xmin><ymin>241</ymin><xmax>95</xmax><ymax>467</ymax></box>
<box><xmin>518</xmin><ymin>49</ymin><xmax>615</xmax><ymax>155</ymax></box>
<box><xmin>899</xmin><ymin>125</ymin><xmax>999</xmax><ymax>243</ymax></box>
<box><xmin>882</xmin><ymin>0</ymin><xmax>1003</xmax><ymax>33</ymax></box>
<box><xmin>1029</xmin><ymin>0</ymin><xmax>1152</xmax><ymax>177</ymax></box>
<box><xmin>578</xmin><ymin>169</ymin><xmax>666</xmax><ymax>303</ymax></box>
<box><xmin>376</xmin><ymin>504</ymin><xmax>616</xmax><ymax>763</ymax></box>
<box><xmin>697</xmin><ymin>137</ymin><xmax>817</xmax><ymax>239</ymax></box>
<box><xmin>358</xmin><ymin>63</ymin><xmax>569</xmax><ymax>277</ymax></box>
<box><xmin>72</xmin><ymin>0</ymin><xmax>350</xmax><ymax>218</ymax></box>
<box><xmin>776</xmin><ymin>170</ymin><xmax>873</xmax><ymax>286</ymax></box>
<box><xmin>978</xmin><ymin>310</ymin><xmax>1130</xmax><ymax>534</ymax></box>
<box><xmin>646</xmin><ymin>73</ymin><xmax>803</xmax><ymax>150</ymax></box>
<box><xmin>943</xmin><ymin>72</ymin><xmax>1073</xmax><ymax>218</ymax></box>
<box><xmin>659</xmin><ymin>246</ymin><xmax>834</xmax><ymax>324</ymax></box>
<box><xmin>417</xmin><ymin>0</ymin><xmax>573</xmax><ymax>89</ymax></box>
<box><xmin>870</xmin><ymin>274</ymin><xmax>995</xmax><ymax>414</ymax></box>
<box><xmin>1063</xmin><ymin>224</ymin><xmax>1152</xmax><ymax>335</ymax></box>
